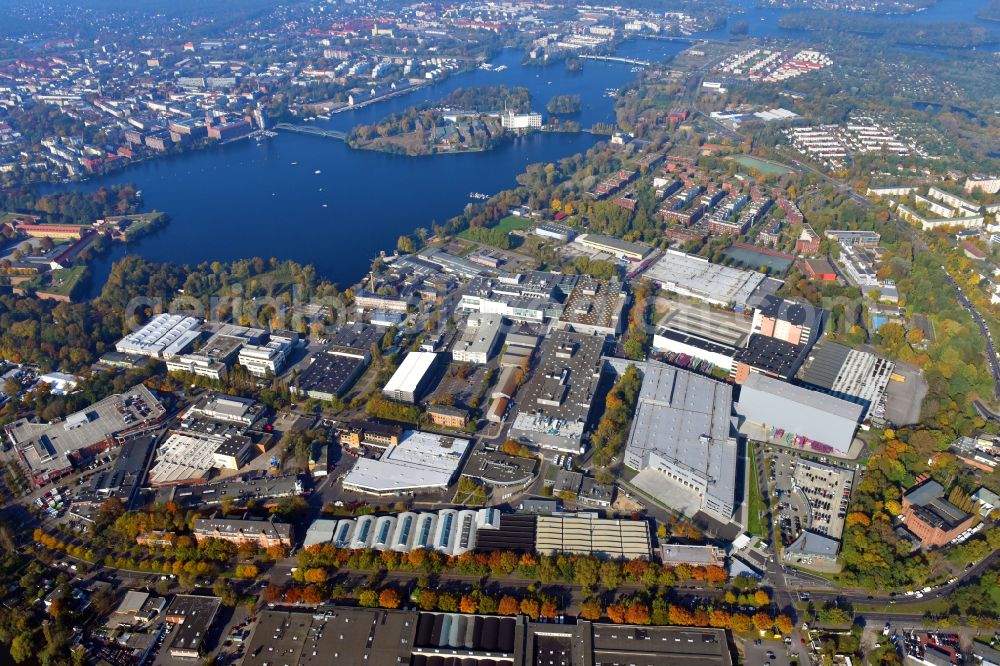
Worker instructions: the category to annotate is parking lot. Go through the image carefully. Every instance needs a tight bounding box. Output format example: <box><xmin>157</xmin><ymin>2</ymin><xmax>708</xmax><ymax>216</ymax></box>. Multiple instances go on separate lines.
<box><xmin>765</xmin><ymin>449</ymin><xmax>854</xmax><ymax>547</ymax></box>
<box><xmin>791</xmin><ymin>458</ymin><xmax>853</xmax><ymax>539</ymax></box>
<box><xmin>743</xmin><ymin>638</ymin><xmax>796</xmax><ymax>666</ymax></box>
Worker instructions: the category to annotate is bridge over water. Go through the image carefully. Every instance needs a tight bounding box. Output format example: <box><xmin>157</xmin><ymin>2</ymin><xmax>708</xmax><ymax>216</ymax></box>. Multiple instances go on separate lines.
<box><xmin>274</xmin><ymin>123</ymin><xmax>347</xmax><ymax>140</ymax></box>
<box><xmin>578</xmin><ymin>54</ymin><xmax>651</xmax><ymax>67</ymax></box>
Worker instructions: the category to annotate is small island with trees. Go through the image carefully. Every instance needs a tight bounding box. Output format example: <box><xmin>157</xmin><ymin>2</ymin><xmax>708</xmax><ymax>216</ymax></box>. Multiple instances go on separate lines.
<box><xmin>346</xmin><ymin>86</ymin><xmax>537</xmax><ymax>156</ymax></box>
<box><xmin>546</xmin><ymin>94</ymin><xmax>582</xmax><ymax>115</ymax></box>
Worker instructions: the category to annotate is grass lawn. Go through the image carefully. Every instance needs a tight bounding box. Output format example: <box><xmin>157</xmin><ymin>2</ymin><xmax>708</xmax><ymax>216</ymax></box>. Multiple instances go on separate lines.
<box><xmin>23</xmin><ymin>265</ymin><xmax>88</xmax><ymax>299</ymax></box>
<box><xmin>494</xmin><ymin>215</ymin><xmax>532</xmax><ymax>234</ymax></box>
<box><xmin>734</xmin><ymin>155</ymin><xmax>792</xmax><ymax>175</ymax></box>
<box><xmin>458</xmin><ymin>214</ymin><xmax>532</xmax><ymax>241</ymax></box>
<box><xmin>747</xmin><ymin>444</ymin><xmax>766</xmax><ymax>537</ymax></box>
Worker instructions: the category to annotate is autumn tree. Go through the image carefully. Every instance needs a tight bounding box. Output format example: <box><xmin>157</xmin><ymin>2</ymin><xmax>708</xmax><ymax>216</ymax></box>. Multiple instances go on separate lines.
<box><xmin>580</xmin><ymin>600</ymin><xmax>602</xmax><ymax>621</ymax></box>
<box><xmin>459</xmin><ymin>595</ymin><xmax>478</xmax><ymax>614</ymax></box>
<box><xmin>417</xmin><ymin>589</ymin><xmax>438</xmax><ymax>611</ymax></box>
<box><xmin>497</xmin><ymin>595</ymin><xmax>520</xmax><ymax>616</ymax></box>
<box><xmin>519</xmin><ymin>598</ymin><xmax>541</xmax><ymax>619</ymax></box>
<box><xmin>752</xmin><ymin>612</ymin><xmax>773</xmax><ymax>633</ymax></box>
<box><xmin>606</xmin><ymin>603</ymin><xmax>627</xmax><ymax>624</ymax></box>
<box><xmin>379</xmin><ymin>588</ymin><xmax>401</xmax><ymax>609</ymax></box>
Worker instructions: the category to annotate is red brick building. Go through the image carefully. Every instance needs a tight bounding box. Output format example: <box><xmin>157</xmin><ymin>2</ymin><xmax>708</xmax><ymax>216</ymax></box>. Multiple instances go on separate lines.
<box><xmin>901</xmin><ymin>480</ymin><xmax>975</xmax><ymax>548</ymax></box>
<box><xmin>802</xmin><ymin>257</ymin><xmax>838</xmax><ymax>281</ymax></box>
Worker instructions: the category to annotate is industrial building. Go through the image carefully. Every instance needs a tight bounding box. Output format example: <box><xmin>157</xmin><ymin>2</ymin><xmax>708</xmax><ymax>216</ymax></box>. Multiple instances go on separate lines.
<box><xmin>4</xmin><ymin>384</ymin><xmax>166</xmax><ymax>485</ymax></box>
<box><xmin>732</xmin><ymin>296</ymin><xmax>823</xmax><ymax>384</ymax></box>
<box><xmin>459</xmin><ymin>272</ymin><xmax>577</xmax><ymax>324</ymax></box>
<box><xmin>115</xmin><ymin>313</ymin><xmax>202</xmax><ymax>359</ymax></box>
<box><xmin>292</xmin><ymin>351</ymin><xmax>365</xmax><ymax>401</ymax></box>
<box><xmin>147</xmin><ymin>429</ymin><xmax>257</xmax><ymax>485</ymax></box>
<box><xmin>241</xmin><ymin>607</ymin><xmax>733</xmax><ymax>666</ymax></box>
<box><xmin>193</xmin><ymin>517</ymin><xmax>293</xmax><ymax>548</ymax></box>
<box><xmin>426</xmin><ymin>404</ymin><xmax>469</xmax><ymax>428</ymax></box>
<box><xmin>164</xmin><ymin>595</ymin><xmax>222</xmax><ymax>659</ymax></box>
<box><xmin>797</xmin><ymin>341</ymin><xmax>895</xmax><ymax>420</ymax></box>
<box><xmin>85</xmin><ymin>435</ymin><xmax>156</xmax><ymax>509</ymax></box>
<box><xmin>452</xmin><ymin>313</ymin><xmax>504</xmax><ymax>364</ymax></box>
<box><xmin>335</xmin><ymin>419</ymin><xmax>403</xmax><ymax>450</ymax></box>
<box><xmin>784</xmin><ymin>530</ymin><xmax>840</xmax><ymax>566</ymax></box>
<box><xmin>643</xmin><ymin>249</ymin><xmax>769</xmax><ymax>309</ymax></box>
<box><xmin>535</xmin><ymin>513</ymin><xmax>652</xmax><ymax>558</ymax></box>
<box><xmin>534</xmin><ymin>222</ymin><xmax>576</xmax><ymax>242</ymax></box>
<box><xmin>303</xmin><ymin>508</ymin><xmax>502</xmax><ymax>557</ymax></box>
<box><xmin>660</xmin><ymin>544</ymin><xmax>727</xmax><ymax>567</ymax></box>
<box><xmin>292</xmin><ymin>323</ymin><xmax>383</xmax><ymax>400</ymax></box>
<box><xmin>165</xmin><ymin>324</ymin><xmax>266</xmax><ymax>380</ymax></box>
<box><xmin>736</xmin><ymin>373</ymin><xmax>863</xmax><ymax>456</ymax></box>
<box><xmin>555</xmin><ymin>276</ymin><xmax>628</xmax><ymax>337</ymax></box>
<box><xmin>652</xmin><ymin>301</ymin><xmax>752</xmax><ymax>372</ymax></box>
<box><xmin>382</xmin><ymin>351</ymin><xmax>439</xmax><ymax>403</ymax></box>
<box><xmin>574</xmin><ymin>233</ymin><xmax>650</xmax><ymax>260</ymax></box>
<box><xmin>303</xmin><ymin>519</ymin><xmax>339</xmax><ymax>548</ymax></box>
<box><xmin>623</xmin><ymin>361</ymin><xmax>738</xmax><ymax>522</ymax></box>
<box><xmin>188</xmin><ymin>393</ymin><xmax>263</xmax><ymax>426</ymax></box>
<box><xmin>238</xmin><ymin>332</ymin><xmax>298</xmax><ymax>377</ymax></box>
<box><xmin>146</xmin><ymin>394</ymin><xmax>265</xmax><ymax>485</ymax></box>
<box><xmin>508</xmin><ymin>330</ymin><xmax>606</xmax><ymax>454</ymax></box>
<box><xmin>340</xmin><ymin>430</ymin><xmax>471</xmax><ymax>496</ymax></box>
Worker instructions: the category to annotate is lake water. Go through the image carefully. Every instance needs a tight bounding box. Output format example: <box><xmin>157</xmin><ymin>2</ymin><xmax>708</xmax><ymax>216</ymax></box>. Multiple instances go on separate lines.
<box><xmin>698</xmin><ymin>0</ymin><xmax>999</xmax><ymax>40</ymax></box>
<box><xmin>45</xmin><ymin>0</ymin><xmax>995</xmax><ymax>300</ymax></box>
<box><xmin>65</xmin><ymin>40</ymin><xmax>685</xmax><ymax>298</ymax></box>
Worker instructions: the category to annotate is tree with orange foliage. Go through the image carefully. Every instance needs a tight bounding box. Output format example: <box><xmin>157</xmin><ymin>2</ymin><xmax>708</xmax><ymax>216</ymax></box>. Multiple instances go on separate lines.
<box><xmin>668</xmin><ymin>605</ymin><xmax>694</xmax><ymax>625</ymax></box>
<box><xmin>752</xmin><ymin>612</ymin><xmax>773</xmax><ymax>633</ymax></box>
<box><xmin>497</xmin><ymin>595</ymin><xmax>520</xmax><ymax>615</ymax></box>
<box><xmin>540</xmin><ymin>600</ymin><xmax>559</xmax><ymax>620</ymax></box>
<box><xmin>378</xmin><ymin>587</ymin><xmax>399</xmax><ymax>608</ymax></box>
<box><xmin>753</xmin><ymin>589</ymin><xmax>770</xmax><ymax>606</ymax></box>
<box><xmin>774</xmin><ymin>615</ymin><xmax>793</xmax><ymax>635</ymax></box>
<box><xmin>303</xmin><ymin>568</ymin><xmax>327</xmax><ymax>584</ymax></box>
<box><xmin>263</xmin><ymin>584</ymin><xmax>284</xmax><ymax>603</ymax></box>
<box><xmin>520</xmin><ymin>598</ymin><xmax>540</xmax><ymax>619</ymax></box>
<box><xmin>708</xmin><ymin>609</ymin><xmax>731</xmax><ymax>629</ymax></box>
<box><xmin>379</xmin><ymin>588</ymin><xmax>401</xmax><ymax>609</ymax></box>
<box><xmin>459</xmin><ymin>595</ymin><xmax>478</xmax><ymax>614</ymax></box>
<box><xmin>623</xmin><ymin>559</ymin><xmax>649</xmax><ymax>580</ymax></box>
<box><xmin>284</xmin><ymin>587</ymin><xmax>304</xmax><ymax>604</ymax></box>
<box><xmin>704</xmin><ymin>565</ymin><xmax>728</xmax><ymax>585</ymax></box>
<box><xmin>407</xmin><ymin>548</ymin><xmax>427</xmax><ymax>568</ymax></box>
<box><xmin>580</xmin><ymin>600</ymin><xmax>602</xmax><ymax>621</ymax></box>
<box><xmin>606</xmin><ymin>603</ymin><xmax>627</xmax><ymax>624</ymax></box>
<box><xmin>845</xmin><ymin>512</ymin><xmax>871</xmax><ymax>528</ymax></box>
<box><xmin>235</xmin><ymin>563</ymin><xmax>259</xmax><ymax>579</ymax></box>
<box><xmin>730</xmin><ymin>613</ymin><xmax>751</xmax><ymax>632</ymax></box>
<box><xmin>624</xmin><ymin>602</ymin><xmax>651</xmax><ymax>625</ymax></box>
<box><xmin>301</xmin><ymin>585</ymin><xmax>323</xmax><ymax>605</ymax></box>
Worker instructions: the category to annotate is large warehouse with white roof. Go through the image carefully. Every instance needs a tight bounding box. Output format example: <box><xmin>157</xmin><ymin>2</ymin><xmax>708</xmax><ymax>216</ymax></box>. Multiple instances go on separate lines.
<box><xmin>623</xmin><ymin>361</ymin><xmax>738</xmax><ymax>522</ymax></box>
<box><xmin>642</xmin><ymin>249</ymin><xmax>769</xmax><ymax>309</ymax></box>
<box><xmin>382</xmin><ymin>351</ymin><xmax>439</xmax><ymax>403</ymax></box>
<box><xmin>341</xmin><ymin>430</ymin><xmax>471</xmax><ymax>495</ymax></box>
<box><xmin>115</xmin><ymin>313</ymin><xmax>202</xmax><ymax>359</ymax></box>
<box><xmin>736</xmin><ymin>373</ymin><xmax>863</xmax><ymax>456</ymax></box>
